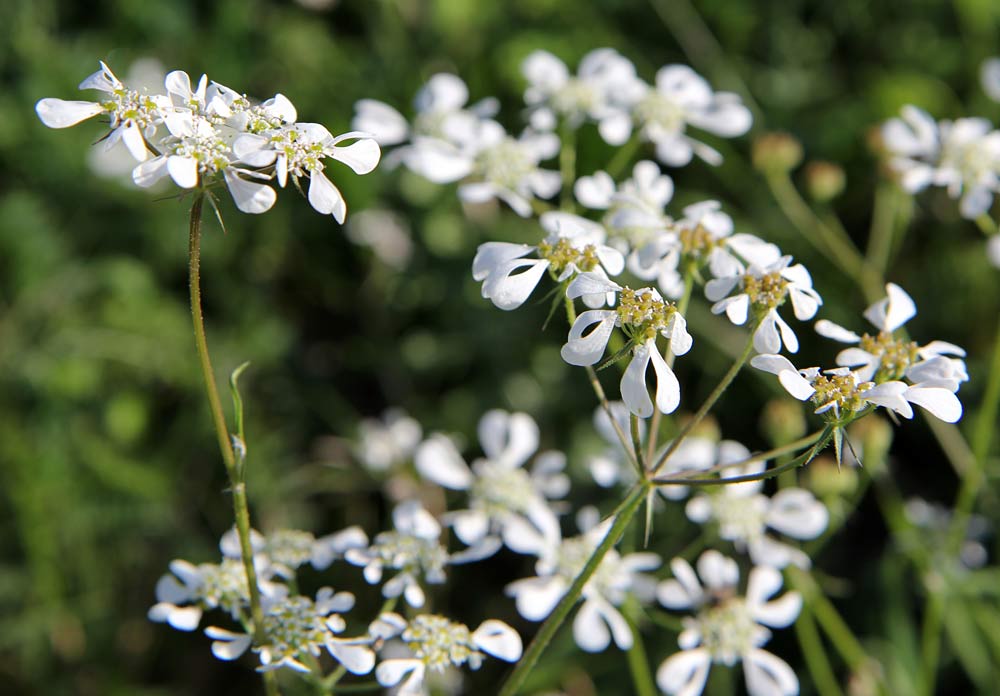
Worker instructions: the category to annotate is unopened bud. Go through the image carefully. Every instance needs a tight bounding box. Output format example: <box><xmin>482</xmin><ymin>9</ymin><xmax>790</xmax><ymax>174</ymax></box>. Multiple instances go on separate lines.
<box><xmin>806</xmin><ymin>455</ymin><xmax>858</xmax><ymax>497</ymax></box>
<box><xmin>804</xmin><ymin>161</ymin><xmax>846</xmax><ymax>202</ymax></box>
<box><xmin>752</xmin><ymin>132</ymin><xmax>803</xmax><ymax>174</ymax></box>
<box><xmin>760</xmin><ymin>399</ymin><xmax>807</xmax><ymax>448</ymax></box>
<box><xmin>851</xmin><ymin>417</ymin><xmax>894</xmax><ymax>475</ymax></box>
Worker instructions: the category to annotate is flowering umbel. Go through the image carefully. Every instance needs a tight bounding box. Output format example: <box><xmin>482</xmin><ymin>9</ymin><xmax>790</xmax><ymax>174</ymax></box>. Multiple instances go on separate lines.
<box><xmin>37</xmin><ymin>62</ymin><xmax>380</xmax><ymax>218</ymax></box>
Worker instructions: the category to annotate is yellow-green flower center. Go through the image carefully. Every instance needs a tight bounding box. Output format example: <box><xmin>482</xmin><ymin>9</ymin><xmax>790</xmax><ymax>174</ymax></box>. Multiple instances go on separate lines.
<box><xmin>859</xmin><ymin>331</ymin><xmax>919</xmax><ymax>381</ymax></box>
<box><xmin>744</xmin><ymin>271</ymin><xmax>789</xmax><ymax>309</ymax></box>
<box><xmin>538</xmin><ymin>238</ymin><xmax>599</xmax><ymax>275</ymax></box>
<box><xmin>616</xmin><ymin>288</ymin><xmax>677</xmax><ymax>342</ymax></box>
<box><xmin>404</xmin><ymin>614</ymin><xmax>478</xmax><ymax>672</ymax></box>
<box><xmin>260</xmin><ymin>596</ymin><xmax>328</xmax><ymax>663</ymax></box>
<box><xmin>810</xmin><ymin>373</ymin><xmax>875</xmax><ymax>415</ymax></box>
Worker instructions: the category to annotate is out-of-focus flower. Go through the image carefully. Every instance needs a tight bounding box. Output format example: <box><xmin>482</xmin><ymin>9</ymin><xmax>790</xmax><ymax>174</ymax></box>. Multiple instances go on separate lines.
<box><xmin>355</xmin><ymin>408</ymin><xmax>423</xmax><ymax>473</ymax></box>
<box><xmin>372</xmin><ymin>612</ymin><xmax>521</xmax><ymax>695</ymax></box>
<box><xmin>656</xmin><ymin>551</ymin><xmax>801</xmax><ymax>696</ymax></box>
<box><xmin>345</xmin><ymin>210</ymin><xmax>414</xmax><ymax>269</ymax></box>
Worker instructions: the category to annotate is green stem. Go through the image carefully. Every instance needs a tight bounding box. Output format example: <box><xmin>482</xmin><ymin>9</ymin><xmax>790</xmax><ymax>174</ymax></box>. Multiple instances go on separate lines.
<box><xmin>794</xmin><ymin>602</ymin><xmax>844</xmax><ymax>696</ymax></box>
<box><xmin>655</xmin><ymin>425</ymin><xmax>833</xmax><ymax>487</ymax></box>
<box><xmin>918</xmin><ymin>593</ymin><xmax>945</xmax><ymax>696</ymax></box>
<box><xmin>866</xmin><ymin>182</ymin><xmax>898</xmax><ymax>277</ymax></box>
<box><xmin>498</xmin><ymin>484</ymin><xmax>649</xmax><ymax>696</ymax></box>
<box><xmin>624</xmin><ymin>610</ymin><xmax>657</xmax><ymax>696</ymax></box>
<box><xmin>631</xmin><ymin>414</ymin><xmax>646</xmax><ymax>472</ymax></box>
<box><xmin>188</xmin><ymin>195</ymin><xmax>277</xmax><ymax>696</ymax></box>
<box><xmin>650</xmin><ymin>332</ymin><xmax>756</xmax><ymax>476</ymax></box>
<box><xmin>787</xmin><ymin>567</ymin><xmax>868</xmax><ymax>671</ymax></box>
<box><xmin>662</xmin><ymin>428</ymin><xmax>825</xmax><ymax>481</ymax></box>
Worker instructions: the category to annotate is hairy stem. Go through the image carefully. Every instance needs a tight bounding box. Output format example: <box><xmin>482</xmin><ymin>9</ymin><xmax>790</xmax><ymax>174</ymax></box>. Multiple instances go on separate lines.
<box><xmin>188</xmin><ymin>195</ymin><xmax>277</xmax><ymax>696</ymax></box>
<box><xmin>498</xmin><ymin>484</ymin><xmax>649</xmax><ymax>696</ymax></box>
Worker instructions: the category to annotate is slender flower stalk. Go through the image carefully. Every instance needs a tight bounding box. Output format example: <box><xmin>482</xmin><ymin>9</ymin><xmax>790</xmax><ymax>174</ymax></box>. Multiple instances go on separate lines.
<box><xmin>498</xmin><ymin>484</ymin><xmax>648</xmax><ymax>696</ymax></box>
<box><xmin>188</xmin><ymin>195</ymin><xmax>277</xmax><ymax>696</ymax></box>
<box><xmin>650</xmin><ymin>332</ymin><xmax>756</xmax><ymax>476</ymax></box>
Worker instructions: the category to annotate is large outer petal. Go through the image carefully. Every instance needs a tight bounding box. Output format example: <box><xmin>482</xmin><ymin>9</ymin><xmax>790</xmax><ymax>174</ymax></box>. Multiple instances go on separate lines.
<box><xmin>308</xmin><ymin>170</ymin><xmax>347</xmax><ymax>222</ymax></box>
<box><xmin>743</xmin><ymin>648</ymin><xmax>799</xmax><ymax>696</ymax></box>
<box><xmin>656</xmin><ymin>648</ymin><xmax>712</xmax><ymax>696</ymax></box>
<box><xmin>560</xmin><ymin>310</ymin><xmax>617</xmax><ymax>366</ymax></box>
<box><xmin>35</xmin><ymin>98</ymin><xmax>103</xmax><ymax>128</ymax></box>
<box><xmin>414</xmin><ymin>434</ymin><xmax>473</xmax><ymax>489</ymax></box>
<box><xmin>224</xmin><ymin>169</ymin><xmax>277</xmax><ymax>214</ymax></box>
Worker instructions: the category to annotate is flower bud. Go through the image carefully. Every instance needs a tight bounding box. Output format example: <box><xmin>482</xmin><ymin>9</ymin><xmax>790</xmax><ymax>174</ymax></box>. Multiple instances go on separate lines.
<box><xmin>760</xmin><ymin>399</ymin><xmax>807</xmax><ymax>448</ymax></box>
<box><xmin>852</xmin><ymin>416</ymin><xmax>894</xmax><ymax>475</ymax></box>
<box><xmin>806</xmin><ymin>455</ymin><xmax>858</xmax><ymax>497</ymax></box>
<box><xmin>804</xmin><ymin>161</ymin><xmax>846</xmax><ymax>202</ymax></box>
<box><xmin>752</xmin><ymin>132</ymin><xmax>803</xmax><ymax>174</ymax></box>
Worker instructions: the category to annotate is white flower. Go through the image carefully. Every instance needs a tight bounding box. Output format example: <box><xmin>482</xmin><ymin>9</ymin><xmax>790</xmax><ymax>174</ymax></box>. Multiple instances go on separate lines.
<box><xmin>620</xmin><ymin>65</ymin><xmax>752</xmax><ymax>167</ymax></box>
<box><xmin>345</xmin><ymin>209</ymin><xmax>414</xmax><ymax>269</ymax></box>
<box><xmin>575</xmin><ymin>160</ymin><xmax>675</xmax><ymax>251</ymax></box>
<box><xmin>415</xmin><ymin>409</ymin><xmax>566</xmax><ymax>555</ymax></box>
<box><xmin>707</xmin><ymin>255</ymin><xmax>821</xmax><ymax>354</ymax></box>
<box><xmin>458</xmin><ymin>122</ymin><xmax>561</xmax><ymax>216</ymax></box>
<box><xmin>561</xmin><ymin>277</ymin><xmax>692</xmax><ymax>417</ymax></box>
<box><xmin>506</xmin><ymin>517</ymin><xmax>660</xmax><ymax>653</ymax></box>
<box><xmin>472</xmin><ymin>213</ymin><xmax>624</xmax><ymax>310</ymax></box>
<box><xmin>206</xmin><ymin>588</ymin><xmax>374</xmax><ymax>674</ymax></box>
<box><xmin>653</xmin><ymin>437</ymin><xmax>752</xmax><ymax>501</ymax></box>
<box><xmin>656</xmin><ymin>551</ymin><xmax>801</xmax><ymax>696</ymax></box>
<box><xmin>814</xmin><ymin>282</ymin><xmax>968</xmax><ymax>393</ymax></box>
<box><xmin>220</xmin><ymin>526</ymin><xmax>368</xmax><ymax>576</ymax></box>
<box><xmin>521</xmin><ymin>48</ymin><xmax>639</xmax><ymax>144</ymax></box>
<box><xmin>881</xmin><ymin>105</ymin><xmax>939</xmax><ymax>193</ymax></box>
<box><xmin>373</xmin><ymin>613</ymin><xmax>521</xmax><ymax>695</ymax></box>
<box><xmin>355</xmin><ymin>408</ymin><xmax>423</xmax><ymax>473</ymax></box>
<box><xmin>36</xmin><ymin>61</ymin><xmax>168</xmax><ymax>162</ymax></box>
<box><xmin>751</xmin><ymin>354</ymin><xmax>962</xmax><ymax>423</ymax></box>
<box><xmin>345</xmin><ymin>501</ymin><xmax>489</xmax><ymax>608</ymax></box>
<box><xmin>233</xmin><ymin>124</ymin><xmax>380</xmax><ymax>222</ymax></box>
<box><xmin>148</xmin><ymin>558</ymin><xmax>257</xmax><ymax>631</ymax></box>
<box><xmin>685</xmin><ymin>450</ymin><xmax>829</xmax><ymax>568</ymax></box>
<box><xmin>586</xmin><ymin>402</ymin><xmax>643</xmax><ymax>488</ymax></box>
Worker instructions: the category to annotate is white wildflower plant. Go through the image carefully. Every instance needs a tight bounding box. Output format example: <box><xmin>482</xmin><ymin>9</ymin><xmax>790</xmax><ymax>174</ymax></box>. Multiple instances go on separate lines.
<box><xmin>656</xmin><ymin>550</ymin><xmax>801</xmax><ymax>696</ymax></box>
<box><xmin>37</xmin><ymin>62</ymin><xmax>380</xmax><ymax>218</ymax></box>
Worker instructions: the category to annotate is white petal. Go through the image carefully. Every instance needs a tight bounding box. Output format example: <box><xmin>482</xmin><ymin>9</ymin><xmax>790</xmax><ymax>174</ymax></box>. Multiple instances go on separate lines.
<box><xmin>132</xmin><ymin>156</ymin><xmax>170</xmax><ymax>188</ymax></box>
<box><xmin>449</xmin><ymin>510</ymin><xmax>490</xmax><ymax>546</ymax></box>
<box><xmin>224</xmin><ymin>169</ymin><xmax>277</xmax><ymax>214</ymax></box>
<box><xmin>393</xmin><ymin>500</ymin><xmax>440</xmax><ymax>539</ymax></box>
<box><xmin>753</xmin><ymin>311</ymin><xmax>783</xmax><ymax>354</ymax></box>
<box><xmin>414</xmin><ymin>434</ymin><xmax>473</xmax><ymax>489</ymax></box>
<box><xmin>507</xmin><ymin>576</ymin><xmax>566</xmax><ymax>621</ymax></box>
<box><xmin>472</xmin><ymin>620</ymin><xmax>523</xmax><ymax>661</ymax></box>
<box><xmin>472</xmin><ymin>242</ymin><xmax>534</xmax><ymax>281</ymax></box>
<box><xmin>326</xmin><ymin>640</ymin><xmax>375</xmax><ymax>675</ymax></box>
<box><xmin>697</xmin><ymin>550</ymin><xmax>739</xmax><ymax>591</ymax></box>
<box><xmin>656</xmin><ymin>648</ymin><xmax>712</xmax><ymax>696</ymax></box>
<box><xmin>120</xmin><ymin>122</ymin><xmax>149</xmax><ymax>162</ymax></box>
<box><xmin>751</xmin><ymin>587</ymin><xmax>803</xmax><ymax>628</ymax></box>
<box><xmin>481</xmin><ymin>258</ymin><xmax>549</xmax><ymax>310</ymax></box>
<box><xmin>561</xmin><ymin>310</ymin><xmax>617</xmax><ymax>366</ymax></box>
<box><xmin>35</xmin><ymin>98</ymin><xmax>103</xmax><ymax>128</ymax></box>
<box><xmin>814</xmin><ymin>319</ymin><xmax>860</xmax><ymax>343</ymax></box>
<box><xmin>649</xmin><ymin>343</ymin><xmax>681</xmax><ymax>414</ymax></box>
<box><xmin>376</xmin><ymin>658</ymin><xmax>423</xmax><ymax>688</ymax></box>
<box><xmin>572</xmin><ymin>599</ymin><xmax>612</xmax><ymax>652</ymax></box>
<box><xmin>352</xmin><ymin>99</ymin><xmax>409</xmax><ymax>146</ymax></box>
<box><xmin>982</xmin><ymin>57</ymin><xmax>1000</xmax><ymax>102</ymax></box>
<box><xmin>743</xmin><ymin>649</ymin><xmax>799</xmax><ymax>696</ymax></box>
<box><xmin>167</xmin><ymin>156</ymin><xmax>199</xmax><ymax>189</ymax></box>
<box><xmin>790</xmin><ymin>286</ymin><xmax>822</xmax><ymax>321</ymax></box>
<box><xmin>621</xmin><ymin>343</ymin><xmax>655</xmax><ymax>418</ymax></box>
<box><xmin>331</xmin><ymin>137</ymin><xmax>381</xmax><ymax>174</ymax></box>
<box><xmin>205</xmin><ymin>627</ymin><xmax>252</xmax><ymax>660</ymax></box>
<box><xmin>418</xmin><ymin>73</ymin><xmax>469</xmax><ymax>111</ymax></box>
<box><xmin>904</xmin><ymin>385</ymin><xmax>963</xmax><ymax>423</ymax></box>
<box><xmin>574</xmin><ymin>170</ymin><xmax>615</xmax><ymax>209</ymax></box>
<box><xmin>308</xmin><ymin>171</ymin><xmax>347</xmax><ymax>222</ymax></box>
<box><xmin>863</xmin><ymin>381</ymin><xmax>913</xmax><ymax>418</ymax></box>
<box><xmin>479</xmin><ymin>409</ymin><xmax>539</xmax><ymax>467</ymax></box>
<box><xmin>712</xmin><ymin>294</ymin><xmax>749</xmax><ymax>325</ymax></box>
<box><xmin>766</xmin><ymin>488</ymin><xmax>828</xmax><ymax>539</ymax></box>
<box><xmin>567</xmin><ymin>271</ymin><xmax>623</xmax><ymax>299</ymax></box>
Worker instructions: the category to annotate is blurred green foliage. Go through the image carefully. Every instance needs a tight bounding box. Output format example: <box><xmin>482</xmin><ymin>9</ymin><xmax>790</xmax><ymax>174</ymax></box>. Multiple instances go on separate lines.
<box><xmin>2</xmin><ymin>0</ymin><xmax>1000</xmax><ymax>694</ymax></box>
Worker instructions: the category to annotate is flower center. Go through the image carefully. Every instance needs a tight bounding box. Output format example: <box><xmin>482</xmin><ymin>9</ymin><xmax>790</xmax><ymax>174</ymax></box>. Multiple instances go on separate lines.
<box><xmin>372</xmin><ymin>531</ymin><xmax>448</xmax><ymax>580</ymax></box>
<box><xmin>678</xmin><ymin>223</ymin><xmax>719</xmax><ymax>260</ymax></box>
<box><xmin>941</xmin><ymin>137</ymin><xmax>997</xmax><ymax>187</ymax></box>
<box><xmin>171</xmin><ymin>127</ymin><xmax>230</xmax><ymax>175</ymax></box>
<box><xmin>199</xmin><ymin>559</ymin><xmax>251</xmax><ymax>615</ymax></box>
<box><xmin>270</xmin><ymin>128</ymin><xmax>327</xmax><ymax>175</ymax></box>
<box><xmin>260</xmin><ymin>596</ymin><xmax>328</xmax><ymax>662</ymax></box>
<box><xmin>404</xmin><ymin>614</ymin><xmax>480</xmax><ymax>672</ymax></box>
<box><xmin>616</xmin><ymin>288</ymin><xmax>677</xmax><ymax>342</ymax></box>
<box><xmin>744</xmin><ymin>271</ymin><xmax>789</xmax><ymax>309</ymax></box>
<box><xmin>537</xmin><ymin>238</ymin><xmax>599</xmax><ymax>275</ymax></box>
<box><xmin>709</xmin><ymin>494</ymin><xmax>766</xmax><ymax>543</ymax></box>
<box><xmin>265</xmin><ymin>529</ymin><xmax>316</xmax><ymax>569</ymax></box>
<box><xmin>551</xmin><ymin>78</ymin><xmax>599</xmax><ymax>117</ymax></box>
<box><xmin>477</xmin><ymin>138</ymin><xmax>536</xmax><ymax>190</ymax></box>
<box><xmin>810</xmin><ymin>372</ymin><xmax>875</xmax><ymax>416</ymax></box>
<box><xmin>859</xmin><ymin>331</ymin><xmax>919</xmax><ymax>381</ymax></box>
<box><xmin>103</xmin><ymin>88</ymin><xmax>159</xmax><ymax>130</ymax></box>
<box><xmin>695</xmin><ymin>597</ymin><xmax>760</xmax><ymax>664</ymax></box>
<box><xmin>556</xmin><ymin>537</ymin><xmax>625</xmax><ymax>598</ymax></box>
<box><xmin>634</xmin><ymin>91</ymin><xmax>686</xmax><ymax>136</ymax></box>
<box><xmin>470</xmin><ymin>461</ymin><xmax>537</xmax><ymax>517</ymax></box>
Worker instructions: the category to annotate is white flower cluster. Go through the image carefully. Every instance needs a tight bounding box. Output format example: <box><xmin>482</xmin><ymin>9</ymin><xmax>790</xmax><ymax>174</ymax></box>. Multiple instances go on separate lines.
<box><xmin>37</xmin><ymin>62</ymin><xmax>380</xmax><ymax>220</ymax></box>
<box><xmin>753</xmin><ymin>283</ymin><xmax>966</xmax><ymax>427</ymax></box>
